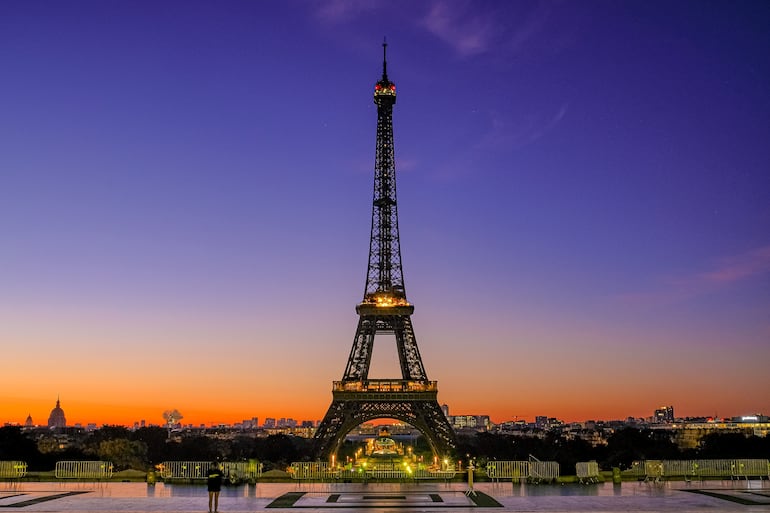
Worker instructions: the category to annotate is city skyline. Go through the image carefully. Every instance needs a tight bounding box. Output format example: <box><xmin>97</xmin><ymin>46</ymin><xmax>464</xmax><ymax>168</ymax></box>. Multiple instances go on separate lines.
<box><xmin>5</xmin><ymin>395</ymin><xmax>766</xmax><ymax>431</ymax></box>
<box><xmin>2</xmin><ymin>1</ymin><xmax>769</xmax><ymax>427</ymax></box>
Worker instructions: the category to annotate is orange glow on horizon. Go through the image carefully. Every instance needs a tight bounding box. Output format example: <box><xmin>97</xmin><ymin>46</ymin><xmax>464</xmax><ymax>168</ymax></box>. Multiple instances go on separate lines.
<box><xmin>3</xmin><ymin>385</ymin><xmax>757</xmax><ymax>428</ymax></box>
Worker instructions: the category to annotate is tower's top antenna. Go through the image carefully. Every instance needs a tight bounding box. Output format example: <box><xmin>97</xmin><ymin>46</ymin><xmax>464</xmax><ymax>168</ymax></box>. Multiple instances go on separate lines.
<box><xmin>382</xmin><ymin>37</ymin><xmax>388</xmax><ymax>81</ymax></box>
<box><xmin>374</xmin><ymin>38</ymin><xmax>395</xmax><ymax>99</ymax></box>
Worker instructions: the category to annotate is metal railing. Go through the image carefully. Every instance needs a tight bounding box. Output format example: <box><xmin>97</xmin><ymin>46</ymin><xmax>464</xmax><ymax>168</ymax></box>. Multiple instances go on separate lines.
<box><xmin>627</xmin><ymin>459</ymin><xmax>770</xmax><ymax>481</ymax></box>
<box><xmin>289</xmin><ymin>463</ymin><xmax>456</xmax><ymax>481</ymax></box>
<box><xmin>576</xmin><ymin>461</ymin><xmax>600</xmax><ymax>483</ymax></box>
<box><xmin>55</xmin><ymin>461</ymin><xmax>113</xmax><ymax>479</ymax></box>
<box><xmin>158</xmin><ymin>461</ymin><xmax>261</xmax><ymax>482</ymax></box>
<box><xmin>529</xmin><ymin>460</ymin><xmax>560</xmax><ymax>483</ymax></box>
<box><xmin>486</xmin><ymin>461</ymin><xmax>529</xmax><ymax>482</ymax></box>
<box><xmin>289</xmin><ymin>462</ymin><xmax>337</xmax><ymax>480</ymax></box>
<box><xmin>367</xmin><ymin>469</ymin><xmax>409</xmax><ymax>479</ymax></box>
<box><xmin>485</xmin><ymin>459</ymin><xmax>559</xmax><ymax>483</ymax></box>
<box><xmin>413</xmin><ymin>469</ymin><xmax>457</xmax><ymax>480</ymax></box>
<box><xmin>0</xmin><ymin>461</ymin><xmax>27</xmax><ymax>478</ymax></box>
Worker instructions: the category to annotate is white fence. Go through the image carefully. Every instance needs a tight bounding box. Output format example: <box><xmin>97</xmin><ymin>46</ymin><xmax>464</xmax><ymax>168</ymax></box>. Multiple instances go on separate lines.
<box><xmin>367</xmin><ymin>469</ymin><xmax>409</xmax><ymax>480</ymax></box>
<box><xmin>55</xmin><ymin>461</ymin><xmax>113</xmax><ymax>479</ymax></box>
<box><xmin>485</xmin><ymin>460</ymin><xmax>559</xmax><ymax>483</ymax></box>
<box><xmin>486</xmin><ymin>461</ymin><xmax>529</xmax><ymax>481</ymax></box>
<box><xmin>529</xmin><ymin>460</ymin><xmax>560</xmax><ymax>483</ymax></box>
<box><xmin>289</xmin><ymin>463</ymin><xmax>457</xmax><ymax>481</ymax></box>
<box><xmin>221</xmin><ymin>461</ymin><xmax>262</xmax><ymax>482</ymax></box>
<box><xmin>628</xmin><ymin>459</ymin><xmax>770</xmax><ymax>481</ymax></box>
<box><xmin>576</xmin><ymin>461</ymin><xmax>600</xmax><ymax>483</ymax></box>
<box><xmin>289</xmin><ymin>462</ymin><xmax>337</xmax><ymax>480</ymax></box>
<box><xmin>158</xmin><ymin>461</ymin><xmax>261</xmax><ymax>481</ymax></box>
<box><xmin>159</xmin><ymin>461</ymin><xmax>206</xmax><ymax>479</ymax></box>
<box><xmin>0</xmin><ymin>461</ymin><xmax>27</xmax><ymax>478</ymax></box>
<box><xmin>413</xmin><ymin>469</ymin><xmax>457</xmax><ymax>480</ymax></box>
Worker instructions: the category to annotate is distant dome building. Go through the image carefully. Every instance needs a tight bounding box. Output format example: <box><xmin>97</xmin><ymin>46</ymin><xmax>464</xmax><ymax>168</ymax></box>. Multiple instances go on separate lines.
<box><xmin>47</xmin><ymin>397</ymin><xmax>66</xmax><ymax>428</ymax></box>
<box><xmin>24</xmin><ymin>414</ymin><xmax>34</xmax><ymax>427</ymax></box>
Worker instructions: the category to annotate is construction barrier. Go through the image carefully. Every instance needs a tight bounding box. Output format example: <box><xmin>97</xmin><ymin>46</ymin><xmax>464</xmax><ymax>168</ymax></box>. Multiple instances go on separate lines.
<box><xmin>660</xmin><ymin>459</ymin><xmax>693</xmax><ymax>478</ymax></box>
<box><xmin>158</xmin><ymin>461</ymin><xmax>206</xmax><ymax>479</ymax></box>
<box><xmin>289</xmin><ymin>462</ymin><xmax>337</xmax><ymax>480</ymax></box>
<box><xmin>486</xmin><ymin>461</ymin><xmax>529</xmax><ymax>482</ymax></box>
<box><xmin>220</xmin><ymin>461</ymin><xmax>262</xmax><ymax>483</ymax></box>
<box><xmin>413</xmin><ymin>469</ymin><xmax>457</xmax><ymax>480</ymax></box>
<box><xmin>576</xmin><ymin>461</ymin><xmax>600</xmax><ymax>483</ymax></box>
<box><xmin>629</xmin><ymin>459</ymin><xmax>770</xmax><ymax>481</ymax></box>
<box><xmin>367</xmin><ymin>469</ymin><xmax>408</xmax><ymax>480</ymax></box>
<box><xmin>529</xmin><ymin>460</ymin><xmax>560</xmax><ymax>483</ymax></box>
<box><xmin>643</xmin><ymin>460</ymin><xmax>663</xmax><ymax>482</ymax></box>
<box><xmin>623</xmin><ymin>460</ymin><xmax>647</xmax><ymax>480</ymax></box>
<box><xmin>55</xmin><ymin>461</ymin><xmax>113</xmax><ymax>479</ymax></box>
<box><xmin>485</xmin><ymin>460</ymin><xmax>559</xmax><ymax>483</ymax></box>
<box><xmin>0</xmin><ymin>461</ymin><xmax>27</xmax><ymax>478</ymax></box>
<box><xmin>289</xmin><ymin>463</ymin><xmax>456</xmax><ymax>481</ymax></box>
<box><xmin>729</xmin><ymin>459</ymin><xmax>769</xmax><ymax>479</ymax></box>
<box><xmin>158</xmin><ymin>461</ymin><xmax>261</xmax><ymax>482</ymax></box>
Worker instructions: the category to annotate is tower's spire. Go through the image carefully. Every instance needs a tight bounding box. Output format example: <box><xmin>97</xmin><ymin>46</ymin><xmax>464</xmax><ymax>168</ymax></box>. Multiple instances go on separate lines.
<box><xmin>382</xmin><ymin>37</ymin><xmax>388</xmax><ymax>81</ymax></box>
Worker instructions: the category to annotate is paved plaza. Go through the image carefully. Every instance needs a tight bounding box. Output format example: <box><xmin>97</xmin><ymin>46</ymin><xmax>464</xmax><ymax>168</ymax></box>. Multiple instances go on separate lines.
<box><xmin>2</xmin><ymin>481</ymin><xmax>770</xmax><ymax>512</ymax></box>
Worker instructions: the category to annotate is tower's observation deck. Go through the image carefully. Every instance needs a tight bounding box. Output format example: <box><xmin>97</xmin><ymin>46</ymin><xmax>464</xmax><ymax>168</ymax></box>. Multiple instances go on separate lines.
<box><xmin>374</xmin><ymin>81</ymin><xmax>396</xmax><ymax>99</ymax></box>
<box><xmin>332</xmin><ymin>380</ymin><xmax>438</xmax><ymax>402</ymax></box>
<box><xmin>356</xmin><ymin>294</ymin><xmax>413</xmax><ymax>316</ymax></box>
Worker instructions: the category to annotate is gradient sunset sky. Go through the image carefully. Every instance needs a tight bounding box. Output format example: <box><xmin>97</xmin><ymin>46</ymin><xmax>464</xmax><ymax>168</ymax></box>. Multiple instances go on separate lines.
<box><xmin>2</xmin><ymin>1</ymin><xmax>769</xmax><ymax>428</ymax></box>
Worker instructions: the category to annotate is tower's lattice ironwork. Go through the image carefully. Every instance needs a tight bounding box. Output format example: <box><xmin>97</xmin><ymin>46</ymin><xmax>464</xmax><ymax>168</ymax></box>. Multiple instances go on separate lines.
<box><xmin>314</xmin><ymin>43</ymin><xmax>456</xmax><ymax>460</ymax></box>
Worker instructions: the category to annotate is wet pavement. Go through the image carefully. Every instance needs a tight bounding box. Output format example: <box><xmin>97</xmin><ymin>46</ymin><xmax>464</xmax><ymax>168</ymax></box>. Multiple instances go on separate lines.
<box><xmin>1</xmin><ymin>480</ymin><xmax>769</xmax><ymax>512</ymax></box>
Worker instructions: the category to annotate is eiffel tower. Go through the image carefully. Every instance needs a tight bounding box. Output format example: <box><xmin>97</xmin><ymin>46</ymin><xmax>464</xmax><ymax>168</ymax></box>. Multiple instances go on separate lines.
<box><xmin>313</xmin><ymin>43</ymin><xmax>457</xmax><ymax>460</ymax></box>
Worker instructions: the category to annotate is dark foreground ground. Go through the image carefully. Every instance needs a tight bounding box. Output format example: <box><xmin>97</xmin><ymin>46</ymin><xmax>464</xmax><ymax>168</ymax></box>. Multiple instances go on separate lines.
<box><xmin>2</xmin><ymin>480</ymin><xmax>770</xmax><ymax>512</ymax></box>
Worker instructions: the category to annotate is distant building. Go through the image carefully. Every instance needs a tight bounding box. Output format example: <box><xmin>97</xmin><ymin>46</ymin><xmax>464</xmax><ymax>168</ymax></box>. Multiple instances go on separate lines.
<box><xmin>25</xmin><ymin>414</ymin><xmax>34</xmax><ymax>427</ymax></box>
<box><xmin>439</xmin><ymin>404</ymin><xmax>490</xmax><ymax>431</ymax></box>
<box><xmin>447</xmin><ymin>414</ymin><xmax>491</xmax><ymax>431</ymax></box>
<box><xmin>734</xmin><ymin>414</ymin><xmax>769</xmax><ymax>423</ymax></box>
<box><xmin>654</xmin><ymin>405</ymin><xmax>674</xmax><ymax>423</ymax></box>
<box><xmin>534</xmin><ymin>416</ymin><xmax>563</xmax><ymax>431</ymax></box>
<box><xmin>47</xmin><ymin>397</ymin><xmax>67</xmax><ymax>428</ymax></box>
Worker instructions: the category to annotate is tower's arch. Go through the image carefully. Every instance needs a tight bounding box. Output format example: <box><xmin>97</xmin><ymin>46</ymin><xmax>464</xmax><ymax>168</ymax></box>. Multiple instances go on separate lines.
<box><xmin>315</xmin><ymin>402</ymin><xmax>456</xmax><ymax>460</ymax></box>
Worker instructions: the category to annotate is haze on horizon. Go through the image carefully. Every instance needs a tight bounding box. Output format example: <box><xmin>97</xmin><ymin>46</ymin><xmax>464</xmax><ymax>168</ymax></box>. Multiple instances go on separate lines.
<box><xmin>1</xmin><ymin>1</ymin><xmax>769</xmax><ymax>428</ymax></box>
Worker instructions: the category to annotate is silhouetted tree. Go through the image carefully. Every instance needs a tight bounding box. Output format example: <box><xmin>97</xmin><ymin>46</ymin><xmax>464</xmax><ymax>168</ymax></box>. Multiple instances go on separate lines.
<box><xmin>0</xmin><ymin>427</ymin><xmax>42</xmax><ymax>466</ymax></box>
<box><xmin>229</xmin><ymin>435</ymin><xmax>258</xmax><ymax>460</ymax></box>
<box><xmin>97</xmin><ymin>439</ymin><xmax>148</xmax><ymax>470</ymax></box>
<box><xmin>256</xmin><ymin>434</ymin><xmax>300</xmax><ymax>470</ymax></box>
<box><xmin>602</xmin><ymin>428</ymin><xmax>681</xmax><ymax>468</ymax></box>
<box><xmin>550</xmin><ymin>437</ymin><xmax>596</xmax><ymax>474</ymax></box>
<box><xmin>131</xmin><ymin>427</ymin><xmax>173</xmax><ymax>464</ymax></box>
<box><xmin>472</xmin><ymin>432</ymin><xmax>517</xmax><ymax>460</ymax></box>
<box><xmin>698</xmin><ymin>433</ymin><xmax>770</xmax><ymax>459</ymax></box>
<box><xmin>178</xmin><ymin>436</ymin><xmax>222</xmax><ymax>461</ymax></box>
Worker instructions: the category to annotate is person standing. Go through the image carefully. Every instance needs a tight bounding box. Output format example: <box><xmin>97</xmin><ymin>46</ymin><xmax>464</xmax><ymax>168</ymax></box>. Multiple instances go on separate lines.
<box><xmin>207</xmin><ymin>461</ymin><xmax>223</xmax><ymax>513</ymax></box>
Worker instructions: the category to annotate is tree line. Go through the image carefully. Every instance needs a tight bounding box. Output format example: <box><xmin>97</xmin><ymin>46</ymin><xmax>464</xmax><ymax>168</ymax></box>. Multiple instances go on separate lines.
<box><xmin>456</xmin><ymin>430</ymin><xmax>770</xmax><ymax>472</ymax></box>
<box><xmin>1</xmin><ymin>425</ymin><xmax>768</xmax><ymax>474</ymax></box>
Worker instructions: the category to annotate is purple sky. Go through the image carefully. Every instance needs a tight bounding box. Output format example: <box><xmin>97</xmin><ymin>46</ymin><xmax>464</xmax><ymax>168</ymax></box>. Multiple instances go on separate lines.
<box><xmin>1</xmin><ymin>1</ymin><xmax>769</xmax><ymax>426</ymax></box>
